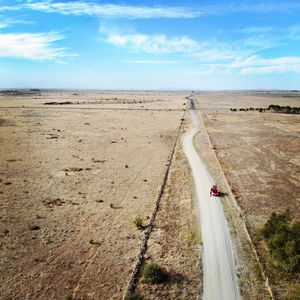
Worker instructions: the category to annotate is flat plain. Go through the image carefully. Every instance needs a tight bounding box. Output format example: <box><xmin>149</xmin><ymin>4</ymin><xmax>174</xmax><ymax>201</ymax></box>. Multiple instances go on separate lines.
<box><xmin>0</xmin><ymin>90</ymin><xmax>299</xmax><ymax>299</ymax></box>
<box><xmin>0</xmin><ymin>91</ymin><xmax>201</xmax><ymax>299</ymax></box>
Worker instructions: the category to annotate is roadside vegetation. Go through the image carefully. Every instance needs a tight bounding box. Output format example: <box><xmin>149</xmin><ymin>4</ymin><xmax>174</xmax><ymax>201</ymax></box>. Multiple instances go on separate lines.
<box><xmin>260</xmin><ymin>210</ymin><xmax>300</xmax><ymax>276</ymax></box>
<box><xmin>143</xmin><ymin>263</ymin><xmax>167</xmax><ymax>284</ymax></box>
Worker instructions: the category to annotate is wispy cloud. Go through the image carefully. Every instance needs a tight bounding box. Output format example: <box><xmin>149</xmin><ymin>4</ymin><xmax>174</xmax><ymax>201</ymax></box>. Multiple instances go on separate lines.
<box><xmin>185</xmin><ymin>55</ymin><xmax>300</xmax><ymax>76</ymax></box>
<box><xmin>100</xmin><ymin>19</ymin><xmax>300</xmax><ymax>63</ymax></box>
<box><xmin>184</xmin><ymin>64</ymin><xmax>227</xmax><ymax>76</ymax></box>
<box><xmin>0</xmin><ymin>5</ymin><xmax>22</xmax><ymax>12</ymax></box>
<box><xmin>236</xmin><ymin>56</ymin><xmax>300</xmax><ymax>74</ymax></box>
<box><xmin>230</xmin><ymin>56</ymin><xmax>300</xmax><ymax>68</ymax></box>
<box><xmin>0</xmin><ymin>31</ymin><xmax>75</xmax><ymax>60</ymax></box>
<box><xmin>24</xmin><ymin>1</ymin><xmax>199</xmax><ymax>19</ymax></box>
<box><xmin>100</xmin><ymin>25</ymin><xmax>241</xmax><ymax>61</ymax></box>
<box><xmin>242</xmin><ymin>34</ymin><xmax>280</xmax><ymax>51</ymax></box>
<box><xmin>288</xmin><ymin>25</ymin><xmax>300</xmax><ymax>40</ymax></box>
<box><xmin>235</xmin><ymin>26</ymin><xmax>274</xmax><ymax>34</ymax></box>
<box><xmin>104</xmin><ymin>32</ymin><xmax>199</xmax><ymax>55</ymax></box>
<box><xmin>0</xmin><ymin>17</ymin><xmax>34</xmax><ymax>29</ymax></box>
<box><xmin>2</xmin><ymin>1</ymin><xmax>298</xmax><ymax>20</ymax></box>
<box><xmin>123</xmin><ymin>60</ymin><xmax>181</xmax><ymax>64</ymax></box>
<box><xmin>228</xmin><ymin>2</ymin><xmax>300</xmax><ymax>13</ymax></box>
<box><xmin>240</xmin><ymin>64</ymin><xmax>300</xmax><ymax>74</ymax></box>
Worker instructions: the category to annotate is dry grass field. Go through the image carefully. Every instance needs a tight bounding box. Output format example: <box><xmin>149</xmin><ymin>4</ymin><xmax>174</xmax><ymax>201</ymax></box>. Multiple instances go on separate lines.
<box><xmin>1</xmin><ymin>90</ymin><xmax>299</xmax><ymax>299</ymax></box>
<box><xmin>0</xmin><ymin>91</ymin><xmax>201</xmax><ymax>300</ymax></box>
<box><xmin>195</xmin><ymin>92</ymin><xmax>300</xmax><ymax>299</ymax></box>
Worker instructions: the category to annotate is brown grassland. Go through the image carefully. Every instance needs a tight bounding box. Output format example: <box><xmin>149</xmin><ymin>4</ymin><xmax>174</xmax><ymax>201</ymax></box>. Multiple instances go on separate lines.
<box><xmin>0</xmin><ymin>90</ymin><xmax>299</xmax><ymax>299</ymax></box>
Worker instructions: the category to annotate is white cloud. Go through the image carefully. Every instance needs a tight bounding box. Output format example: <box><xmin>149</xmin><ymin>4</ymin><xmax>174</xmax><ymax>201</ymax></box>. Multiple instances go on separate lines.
<box><xmin>0</xmin><ymin>32</ymin><xmax>75</xmax><ymax>60</ymax></box>
<box><xmin>184</xmin><ymin>64</ymin><xmax>226</xmax><ymax>76</ymax></box>
<box><xmin>24</xmin><ymin>1</ymin><xmax>199</xmax><ymax>19</ymax></box>
<box><xmin>100</xmin><ymin>25</ymin><xmax>241</xmax><ymax>61</ymax></box>
<box><xmin>240</xmin><ymin>65</ymin><xmax>300</xmax><ymax>74</ymax></box>
<box><xmin>0</xmin><ymin>21</ymin><xmax>10</xmax><ymax>29</ymax></box>
<box><xmin>185</xmin><ymin>56</ymin><xmax>300</xmax><ymax>76</ymax></box>
<box><xmin>228</xmin><ymin>56</ymin><xmax>300</xmax><ymax>74</ymax></box>
<box><xmin>230</xmin><ymin>2</ymin><xmax>300</xmax><ymax>13</ymax></box>
<box><xmin>235</xmin><ymin>26</ymin><xmax>273</xmax><ymax>34</ymax></box>
<box><xmin>0</xmin><ymin>5</ymin><xmax>22</xmax><ymax>12</ymax></box>
<box><xmin>0</xmin><ymin>17</ymin><xmax>34</xmax><ymax>29</ymax></box>
<box><xmin>230</xmin><ymin>56</ymin><xmax>300</xmax><ymax>68</ymax></box>
<box><xmin>123</xmin><ymin>60</ymin><xmax>181</xmax><ymax>64</ymax></box>
<box><xmin>105</xmin><ymin>32</ymin><xmax>199</xmax><ymax>54</ymax></box>
<box><xmin>2</xmin><ymin>1</ymin><xmax>300</xmax><ymax>20</ymax></box>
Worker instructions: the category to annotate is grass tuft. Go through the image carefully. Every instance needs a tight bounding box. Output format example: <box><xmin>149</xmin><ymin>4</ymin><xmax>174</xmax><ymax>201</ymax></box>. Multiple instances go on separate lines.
<box><xmin>133</xmin><ymin>216</ymin><xmax>143</xmax><ymax>230</ymax></box>
<box><xmin>143</xmin><ymin>262</ymin><xmax>167</xmax><ymax>284</ymax></box>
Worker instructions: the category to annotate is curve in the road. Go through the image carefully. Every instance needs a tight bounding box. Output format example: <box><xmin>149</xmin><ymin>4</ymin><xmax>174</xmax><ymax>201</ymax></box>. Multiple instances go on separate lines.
<box><xmin>183</xmin><ymin>108</ymin><xmax>240</xmax><ymax>300</ymax></box>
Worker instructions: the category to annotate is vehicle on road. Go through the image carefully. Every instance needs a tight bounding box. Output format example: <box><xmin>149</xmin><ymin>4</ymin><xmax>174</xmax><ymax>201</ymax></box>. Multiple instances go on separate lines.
<box><xmin>210</xmin><ymin>185</ymin><xmax>220</xmax><ymax>197</ymax></box>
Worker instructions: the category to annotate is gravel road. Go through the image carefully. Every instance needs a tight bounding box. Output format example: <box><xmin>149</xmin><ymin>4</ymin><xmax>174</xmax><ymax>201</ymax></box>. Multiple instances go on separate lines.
<box><xmin>183</xmin><ymin>108</ymin><xmax>240</xmax><ymax>300</ymax></box>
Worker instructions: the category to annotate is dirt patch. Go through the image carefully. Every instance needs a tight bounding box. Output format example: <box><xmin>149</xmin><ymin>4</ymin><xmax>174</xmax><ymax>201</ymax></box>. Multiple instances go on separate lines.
<box><xmin>0</xmin><ymin>118</ymin><xmax>15</xmax><ymax>126</ymax></box>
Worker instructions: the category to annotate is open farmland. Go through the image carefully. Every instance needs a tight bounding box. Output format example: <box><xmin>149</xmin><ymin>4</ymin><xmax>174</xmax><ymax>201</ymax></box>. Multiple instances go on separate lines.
<box><xmin>0</xmin><ymin>91</ymin><xmax>202</xmax><ymax>299</ymax></box>
<box><xmin>1</xmin><ymin>90</ymin><xmax>299</xmax><ymax>299</ymax></box>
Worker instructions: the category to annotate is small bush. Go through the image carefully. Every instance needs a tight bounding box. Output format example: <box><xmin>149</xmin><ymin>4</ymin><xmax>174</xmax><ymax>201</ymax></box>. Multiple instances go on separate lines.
<box><xmin>261</xmin><ymin>210</ymin><xmax>300</xmax><ymax>275</ymax></box>
<box><xmin>143</xmin><ymin>263</ymin><xmax>167</xmax><ymax>284</ymax></box>
<box><xmin>133</xmin><ymin>216</ymin><xmax>143</xmax><ymax>230</ymax></box>
<box><xmin>124</xmin><ymin>292</ymin><xmax>143</xmax><ymax>300</ymax></box>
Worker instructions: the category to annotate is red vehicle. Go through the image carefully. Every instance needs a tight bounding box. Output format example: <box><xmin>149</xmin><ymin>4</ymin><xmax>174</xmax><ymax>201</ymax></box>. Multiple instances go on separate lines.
<box><xmin>210</xmin><ymin>185</ymin><xmax>220</xmax><ymax>197</ymax></box>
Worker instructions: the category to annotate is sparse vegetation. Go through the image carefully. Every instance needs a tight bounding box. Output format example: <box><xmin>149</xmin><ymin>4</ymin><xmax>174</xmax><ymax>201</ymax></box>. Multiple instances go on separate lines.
<box><xmin>261</xmin><ymin>210</ymin><xmax>300</xmax><ymax>276</ymax></box>
<box><xmin>253</xmin><ymin>262</ymin><xmax>264</xmax><ymax>282</ymax></box>
<box><xmin>124</xmin><ymin>292</ymin><xmax>144</xmax><ymax>300</ymax></box>
<box><xmin>133</xmin><ymin>216</ymin><xmax>143</xmax><ymax>230</ymax></box>
<box><xmin>268</xmin><ymin>104</ymin><xmax>300</xmax><ymax>114</ymax></box>
<box><xmin>230</xmin><ymin>104</ymin><xmax>300</xmax><ymax>114</ymax></box>
<box><xmin>284</xmin><ymin>285</ymin><xmax>300</xmax><ymax>300</ymax></box>
<box><xmin>143</xmin><ymin>263</ymin><xmax>167</xmax><ymax>284</ymax></box>
<box><xmin>29</xmin><ymin>224</ymin><xmax>40</xmax><ymax>231</ymax></box>
<box><xmin>44</xmin><ymin>101</ymin><xmax>72</xmax><ymax>105</ymax></box>
<box><xmin>184</xmin><ymin>227</ymin><xmax>201</xmax><ymax>246</ymax></box>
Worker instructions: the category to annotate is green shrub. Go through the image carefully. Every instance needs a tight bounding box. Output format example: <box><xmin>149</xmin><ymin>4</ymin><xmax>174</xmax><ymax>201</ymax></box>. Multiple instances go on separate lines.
<box><xmin>261</xmin><ymin>210</ymin><xmax>300</xmax><ymax>275</ymax></box>
<box><xmin>124</xmin><ymin>292</ymin><xmax>143</xmax><ymax>300</ymax></box>
<box><xmin>133</xmin><ymin>216</ymin><xmax>143</xmax><ymax>230</ymax></box>
<box><xmin>261</xmin><ymin>210</ymin><xmax>291</xmax><ymax>239</ymax></box>
<box><xmin>143</xmin><ymin>263</ymin><xmax>167</xmax><ymax>284</ymax></box>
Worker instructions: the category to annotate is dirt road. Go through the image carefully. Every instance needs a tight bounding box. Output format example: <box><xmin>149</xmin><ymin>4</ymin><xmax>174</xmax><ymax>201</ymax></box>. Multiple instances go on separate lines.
<box><xmin>183</xmin><ymin>107</ymin><xmax>240</xmax><ymax>300</ymax></box>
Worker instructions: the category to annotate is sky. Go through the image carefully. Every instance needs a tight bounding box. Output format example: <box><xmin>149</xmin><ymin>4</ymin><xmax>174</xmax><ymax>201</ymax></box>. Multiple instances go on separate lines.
<box><xmin>0</xmin><ymin>0</ymin><xmax>300</xmax><ymax>90</ymax></box>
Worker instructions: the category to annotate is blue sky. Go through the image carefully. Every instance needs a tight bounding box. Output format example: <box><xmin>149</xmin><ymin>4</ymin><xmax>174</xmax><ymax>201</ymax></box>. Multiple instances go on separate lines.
<box><xmin>0</xmin><ymin>0</ymin><xmax>300</xmax><ymax>89</ymax></box>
